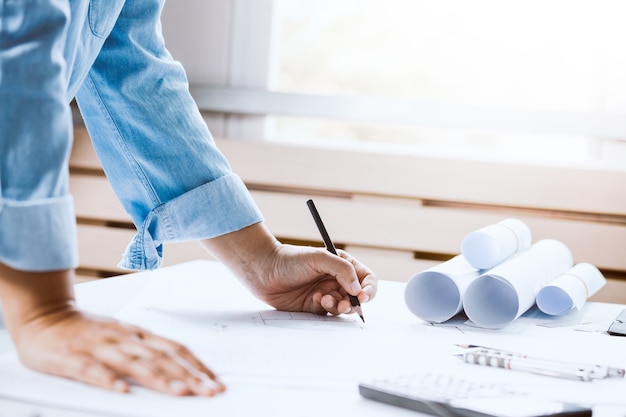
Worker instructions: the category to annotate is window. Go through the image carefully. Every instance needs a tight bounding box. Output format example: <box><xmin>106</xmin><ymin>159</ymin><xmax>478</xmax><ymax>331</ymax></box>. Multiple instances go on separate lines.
<box><xmin>270</xmin><ymin>0</ymin><xmax>626</xmax><ymax>165</ymax></box>
<box><xmin>164</xmin><ymin>0</ymin><xmax>626</xmax><ymax>168</ymax></box>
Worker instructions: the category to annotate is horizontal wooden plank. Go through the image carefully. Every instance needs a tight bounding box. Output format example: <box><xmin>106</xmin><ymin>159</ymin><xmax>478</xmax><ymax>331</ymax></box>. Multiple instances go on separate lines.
<box><xmin>76</xmin><ymin>225</ymin><xmax>133</xmax><ymax>274</ymax></box>
<box><xmin>217</xmin><ymin>138</ymin><xmax>626</xmax><ymax>217</ymax></box>
<box><xmin>71</xmin><ymin>175</ymin><xmax>130</xmax><ymax>223</ymax></box>
<box><xmin>73</xmin><ymin>273</ymin><xmax>101</xmax><ymax>284</ymax></box>
<box><xmin>589</xmin><ymin>279</ymin><xmax>626</xmax><ymax>304</ymax></box>
<box><xmin>253</xmin><ymin>191</ymin><xmax>626</xmax><ymax>272</ymax></box>
<box><xmin>76</xmin><ymin>225</ymin><xmax>215</xmax><ymax>274</ymax></box>
<box><xmin>343</xmin><ymin>245</ymin><xmax>439</xmax><ymax>283</ymax></box>
<box><xmin>71</xmin><ymin>127</ymin><xmax>626</xmax><ymax>217</ymax></box>
<box><xmin>70</xmin><ymin>127</ymin><xmax>103</xmax><ymax>172</ymax></box>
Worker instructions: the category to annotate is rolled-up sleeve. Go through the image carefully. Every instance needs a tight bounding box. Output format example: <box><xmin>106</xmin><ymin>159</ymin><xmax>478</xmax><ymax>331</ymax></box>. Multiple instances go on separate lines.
<box><xmin>119</xmin><ymin>174</ymin><xmax>262</xmax><ymax>271</ymax></box>
<box><xmin>0</xmin><ymin>197</ymin><xmax>78</xmax><ymax>271</ymax></box>
<box><xmin>0</xmin><ymin>0</ymin><xmax>78</xmax><ymax>272</ymax></box>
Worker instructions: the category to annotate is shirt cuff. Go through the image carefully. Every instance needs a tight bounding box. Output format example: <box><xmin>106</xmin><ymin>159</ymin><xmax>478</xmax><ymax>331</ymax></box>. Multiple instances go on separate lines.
<box><xmin>118</xmin><ymin>174</ymin><xmax>263</xmax><ymax>270</ymax></box>
<box><xmin>0</xmin><ymin>195</ymin><xmax>78</xmax><ymax>271</ymax></box>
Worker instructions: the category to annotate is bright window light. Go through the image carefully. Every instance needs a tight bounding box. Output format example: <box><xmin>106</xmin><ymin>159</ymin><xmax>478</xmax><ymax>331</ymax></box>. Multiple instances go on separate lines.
<box><xmin>270</xmin><ymin>0</ymin><xmax>626</xmax><ymax>165</ymax></box>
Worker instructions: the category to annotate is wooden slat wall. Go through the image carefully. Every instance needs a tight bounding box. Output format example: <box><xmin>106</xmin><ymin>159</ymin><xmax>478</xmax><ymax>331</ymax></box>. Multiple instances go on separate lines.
<box><xmin>70</xmin><ymin>127</ymin><xmax>626</xmax><ymax>303</ymax></box>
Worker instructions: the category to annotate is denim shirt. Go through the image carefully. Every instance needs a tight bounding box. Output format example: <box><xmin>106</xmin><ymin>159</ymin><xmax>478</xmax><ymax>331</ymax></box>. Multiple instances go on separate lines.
<box><xmin>0</xmin><ymin>0</ymin><xmax>263</xmax><ymax>272</ymax></box>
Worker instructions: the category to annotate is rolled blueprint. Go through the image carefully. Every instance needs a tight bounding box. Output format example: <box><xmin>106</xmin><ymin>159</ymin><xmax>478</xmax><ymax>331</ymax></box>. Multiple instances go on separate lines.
<box><xmin>535</xmin><ymin>263</ymin><xmax>606</xmax><ymax>316</ymax></box>
<box><xmin>463</xmin><ymin>239</ymin><xmax>573</xmax><ymax>329</ymax></box>
<box><xmin>461</xmin><ymin>218</ymin><xmax>532</xmax><ymax>270</ymax></box>
<box><xmin>404</xmin><ymin>255</ymin><xmax>481</xmax><ymax>323</ymax></box>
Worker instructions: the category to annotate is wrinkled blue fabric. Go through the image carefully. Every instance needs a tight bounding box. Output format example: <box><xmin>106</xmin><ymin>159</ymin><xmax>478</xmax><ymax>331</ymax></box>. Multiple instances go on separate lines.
<box><xmin>0</xmin><ymin>0</ymin><xmax>262</xmax><ymax>271</ymax></box>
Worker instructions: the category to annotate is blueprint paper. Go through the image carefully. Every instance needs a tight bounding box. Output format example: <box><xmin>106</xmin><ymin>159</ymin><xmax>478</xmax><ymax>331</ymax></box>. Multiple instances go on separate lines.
<box><xmin>461</xmin><ymin>218</ymin><xmax>532</xmax><ymax>270</ymax></box>
<box><xmin>536</xmin><ymin>263</ymin><xmax>606</xmax><ymax>316</ymax></box>
<box><xmin>404</xmin><ymin>255</ymin><xmax>481</xmax><ymax>323</ymax></box>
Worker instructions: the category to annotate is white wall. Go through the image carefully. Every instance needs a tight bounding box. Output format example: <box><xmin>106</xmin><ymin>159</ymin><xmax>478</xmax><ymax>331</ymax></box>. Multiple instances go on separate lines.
<box><xmin>161</xmin><ymin>0</ymin><xmax>232</xmax><ymax>85</ymax></box>
<box><xmin>161</xmin><ymin>0</ymin><xmax>233</xmax><ymax>137</ymax></box>
<box><xmin>161</xmin><ymin>0</ymin><xmax>274</xmax><ymax>140</ymax></box>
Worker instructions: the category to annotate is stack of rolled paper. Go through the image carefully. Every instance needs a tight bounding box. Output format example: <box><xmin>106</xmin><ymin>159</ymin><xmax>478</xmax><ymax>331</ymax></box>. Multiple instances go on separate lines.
<box><xmin>404</xmin><ymin>219</ymin><xmax>606</xmax><ymax>329</ymax></box>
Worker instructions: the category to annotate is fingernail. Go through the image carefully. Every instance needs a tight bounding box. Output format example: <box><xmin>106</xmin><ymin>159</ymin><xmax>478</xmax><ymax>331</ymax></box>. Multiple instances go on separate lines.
<box><xmin>362</xmin><ymin>294</ymin><xmax>370</xmax><ymax>303</ymax></box>
<box><xmin>344</xmin><ymin>306</ymin><xmax>351</xmax><ymax>314</ymax></box>
<box><xmin>169</xmin><ymin>380</ymin><xmax>188</xmax><ymax>394</ymax></box>
<box><xmin>198</xmin><ymin>381</ymin><xmax>216</xmax><ymax>396</ymax></box>
<box><xmin>113</xmin><ymin>379</ymin><xmax>129</xmax><ymax>393</ymax></box>
<box><xmin>351</xmin><ymin>282</ymin><xmax>362</xmax><ymax>294</ymax></box>
<box><xmin>203</xmin><ymin>378</ymin><xmax>227</xmax><ymax>395</ymax></box>
<box><xmin>199</xmin><ymin>374</ymin><xmax>227</xmax><ymax>391</ymax></box>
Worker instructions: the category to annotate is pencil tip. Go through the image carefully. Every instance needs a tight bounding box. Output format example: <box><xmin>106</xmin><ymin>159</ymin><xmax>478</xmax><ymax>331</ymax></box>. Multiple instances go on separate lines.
<box><xmin>456</xmin><ymin>343</ymin><xmax>478</xmax><ymax>349</ymax></box>
<box><xmin>353</xmin><ymin>305</ymin><xmax>364</xmax><ymax>323</ymax></box>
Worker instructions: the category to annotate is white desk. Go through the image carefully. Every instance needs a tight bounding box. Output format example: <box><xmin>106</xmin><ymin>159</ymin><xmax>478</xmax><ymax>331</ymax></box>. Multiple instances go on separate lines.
<box><xmin>1</xmin><ymin>260</ymin><xmax>626</xmax><ymax>417</ymax></box>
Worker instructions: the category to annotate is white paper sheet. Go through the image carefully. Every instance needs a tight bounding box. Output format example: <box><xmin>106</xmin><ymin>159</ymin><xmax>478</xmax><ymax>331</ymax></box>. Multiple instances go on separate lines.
<box><xmin>1</xmin><ymin>261</ymin><xmax>625</xmax><ymax>417</ymax></box>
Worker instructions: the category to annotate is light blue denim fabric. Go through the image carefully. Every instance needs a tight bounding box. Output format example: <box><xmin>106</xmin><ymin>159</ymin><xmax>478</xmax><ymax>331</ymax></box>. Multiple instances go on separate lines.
<box><xmin>0</xmin><ymin>0</ymin><xmax>263</xmax><ymax>272</ymax></box>
<box><xmin>0</xmin><ymin>0</ymin><xmax>78</xmax><ymax>272</ymax></box>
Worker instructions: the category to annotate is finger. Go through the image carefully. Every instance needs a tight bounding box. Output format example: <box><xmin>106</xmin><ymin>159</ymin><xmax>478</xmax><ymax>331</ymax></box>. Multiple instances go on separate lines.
<box><xmin>91</xmin><ymin>335</ymin><xmax>222</xmax><ymax>396</ymax></box>
<box><xmin>89</xmin><ymin>342</ymin><xmax>188</xmax><ymax>395</ymax></box>
<box><xmin>117</xmin><ymin>323</ymin><xmax>224</xmax><ymax>388</ymax></box>
<box><xmin>47</xmin><ymin>353</ymin><xmax>129</xmax><ymax>393</ymax></box>
<box><xmin>315</xmin><ymin>250</ymin><xmax>362</xmax><ymax>296</ymax></box>
<box><xmin>355</xmin><ymin>270</ymin><xmax>377</xmax><ymax>303</ymax></box>
<box><xmin>169</xmin><ymin>353</ymin><xmax>226</xmax><ymax>396</ymax></box>
<box><xmin>141</xmin><ymin>335</ymin><xmax>222</xmax><ymax>381</ymax></box>
<box><xmin>337</xmin><ymin>299</ymin><xmax>356</xmax><ymax>316</ymax></box>
<box><xmin>359</xmin><ymin>279</ymin><xmax>377</xmax><ymax>303</ymax></box>
<box><xmin>321</xmin><ymin>292</ymin><xmax>352</xmax><ymax>316</ymax></box>
<box><xmin>320</xmin><ymin>293</ymin><xmax>338</xmax><ymax>313</ymax></box>
<box><xmin>306</xmin><ymin>292</ymin><xmax>331</xmax><ymax>316</ymax></box>
<box><xmin>339</xmin><ymin>250</ymin><xmax>378</xmax><ymax>302</ymax></box>
<box><xmin>135</xmin><ymin>361</ymin><xmax>192</xmax><ymax>396</ymax></box>
<box><xmin>135</xmin><ymin>335</ymin><xmax>226</xmax><ymax>394</ymax></box>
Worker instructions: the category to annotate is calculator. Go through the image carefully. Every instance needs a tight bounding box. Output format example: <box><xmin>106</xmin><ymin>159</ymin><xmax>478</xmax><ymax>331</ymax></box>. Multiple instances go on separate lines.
<box><xmin>358</xmin><ymin>372</ymin><xmax>591</xmax><ymax>417</ymax></box>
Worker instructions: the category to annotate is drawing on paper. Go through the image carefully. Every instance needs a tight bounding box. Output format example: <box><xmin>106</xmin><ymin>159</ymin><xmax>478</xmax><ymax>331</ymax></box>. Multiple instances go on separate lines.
<box><xmin>253</xmin><ymin>310</ymin><xmax>363</xmax><ymax>331</ymax></box>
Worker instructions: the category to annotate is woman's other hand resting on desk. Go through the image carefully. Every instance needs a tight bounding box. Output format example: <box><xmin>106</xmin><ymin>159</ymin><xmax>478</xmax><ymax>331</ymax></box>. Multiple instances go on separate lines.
<box><xmin>0</xmin><ymin>222</ymin><xmax>377</xmax><ymax>396</ymax></box>
<box><xmin>0</xmin><ymin>264</ymin><xmax>225</xmax><ymax>397</ymax></box>
<box><xmin>201</xmin><ymin>222</ymin><xmax>378</xmax><ymax>316</ymax></box>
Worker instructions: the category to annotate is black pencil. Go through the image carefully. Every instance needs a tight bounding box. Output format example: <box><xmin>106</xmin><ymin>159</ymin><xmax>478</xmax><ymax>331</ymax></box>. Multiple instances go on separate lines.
<box><xmin>306</xmin><ymin>199</ymin><xmax>365</xmax><ymax>323</ymax></box>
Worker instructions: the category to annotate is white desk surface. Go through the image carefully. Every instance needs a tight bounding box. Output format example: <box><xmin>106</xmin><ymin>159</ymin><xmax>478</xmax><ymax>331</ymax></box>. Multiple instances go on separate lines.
<box><xmin>1</xmin><ymin>260</ymin><xmax>626</xmax><ymax>417</ymax></box>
